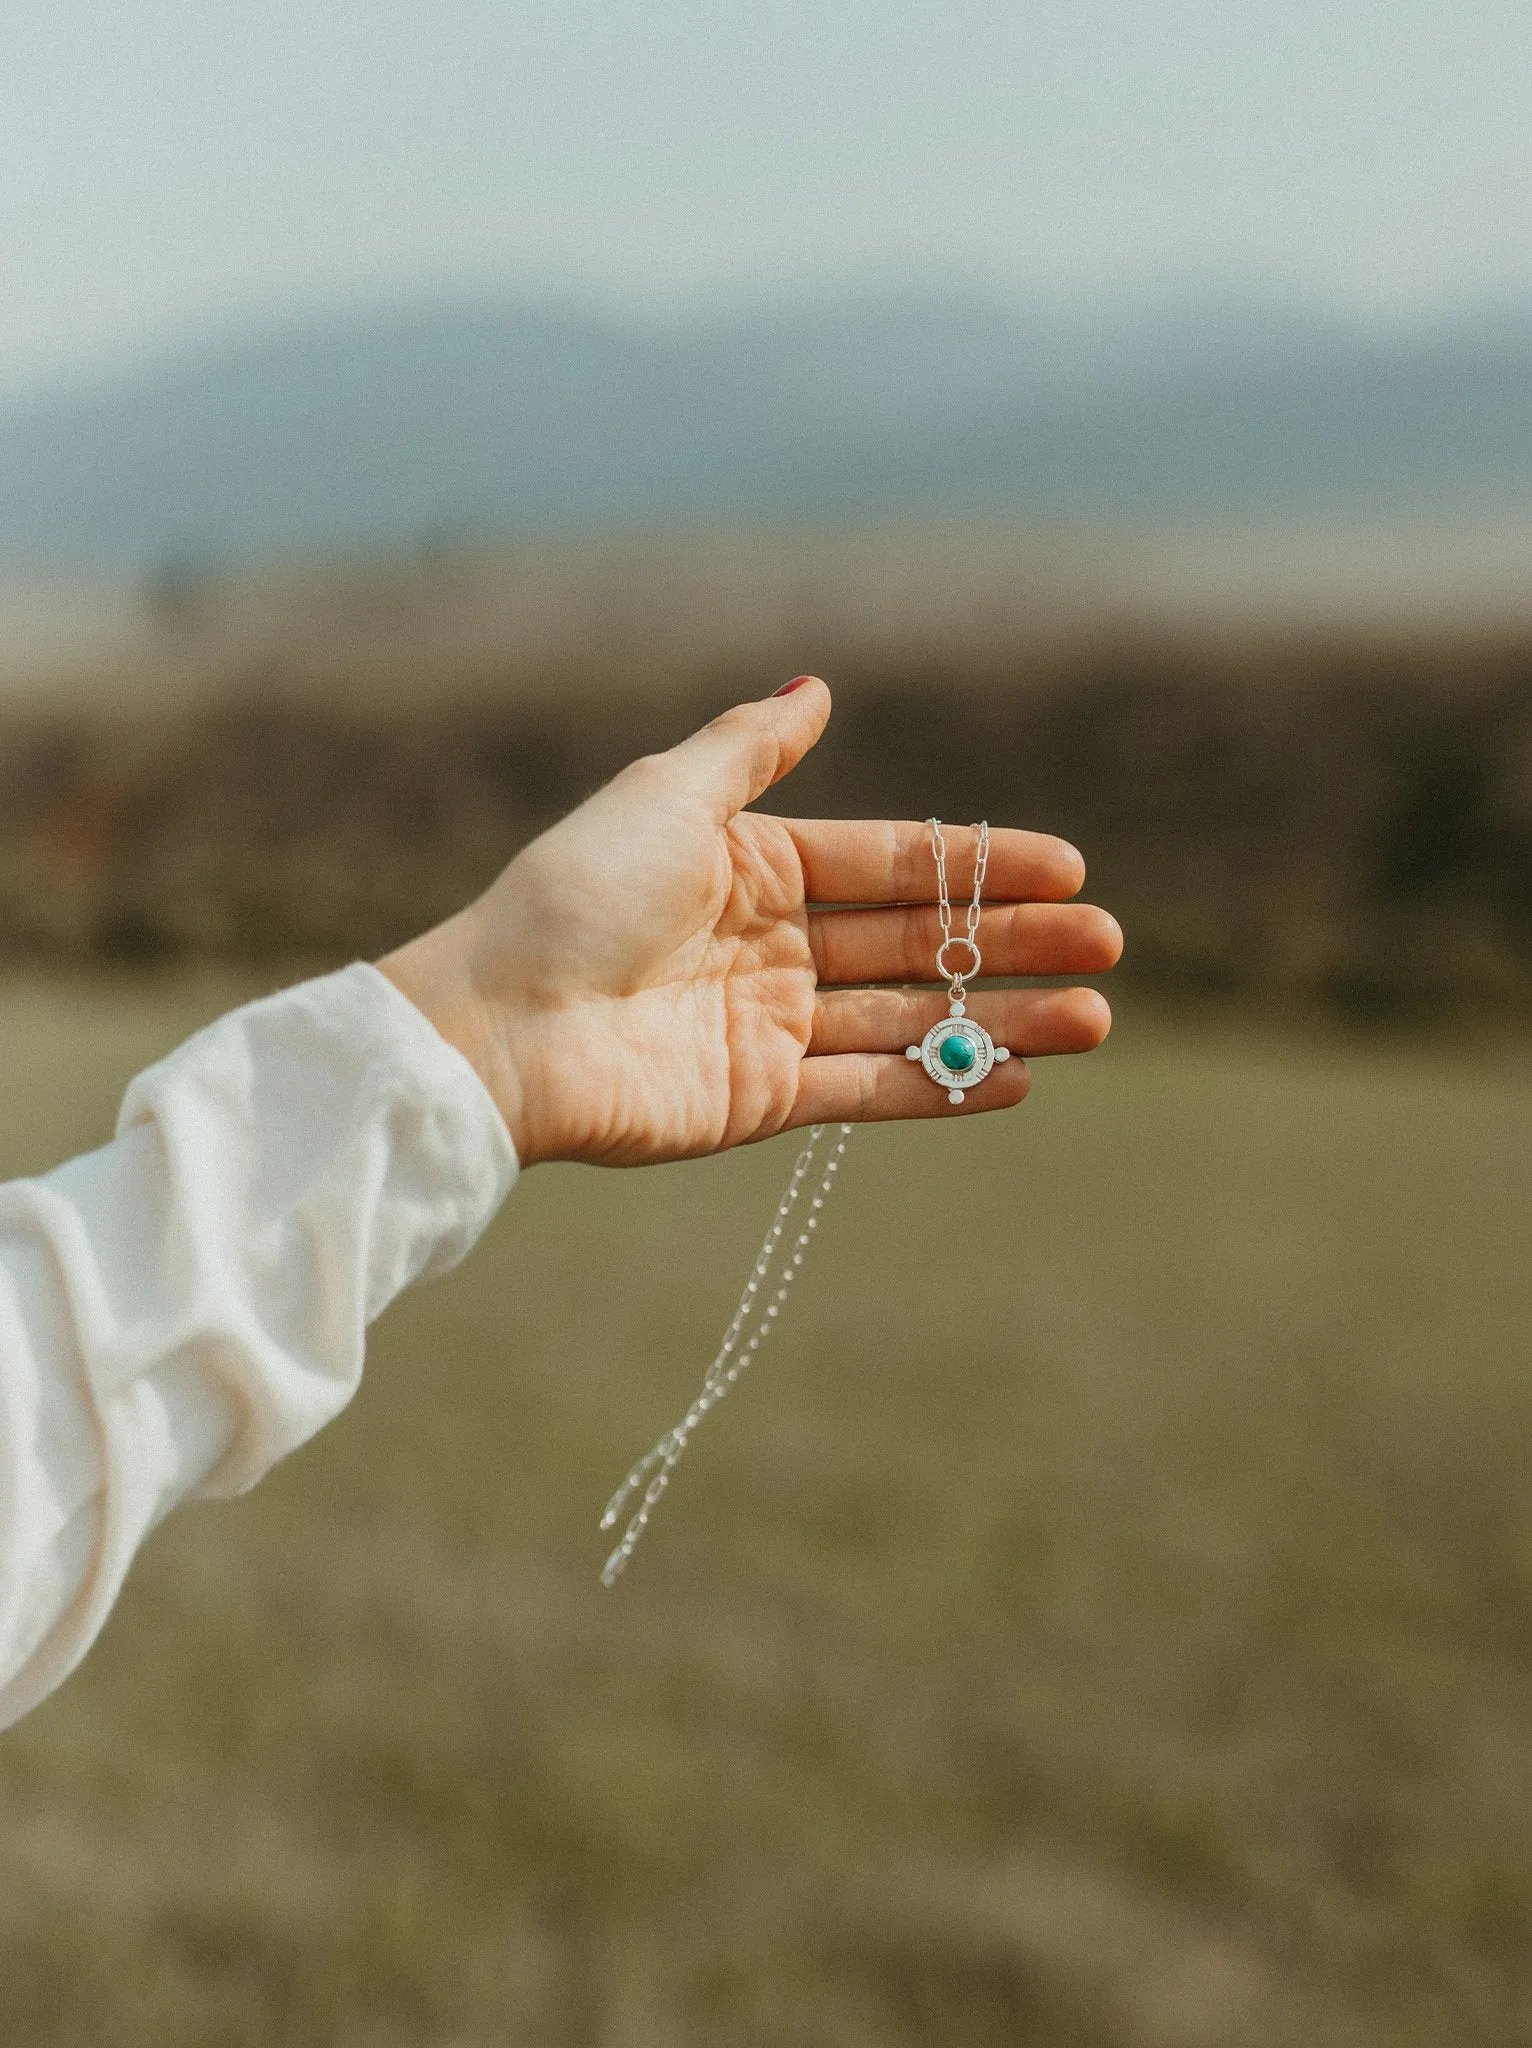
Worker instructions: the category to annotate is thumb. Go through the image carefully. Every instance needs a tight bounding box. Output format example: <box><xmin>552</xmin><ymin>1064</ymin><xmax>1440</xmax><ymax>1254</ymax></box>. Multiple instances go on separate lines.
<box><xmin>658</xmin><ymin>676</ymin><xmax>831</xmax><ymax>820</ymax></box>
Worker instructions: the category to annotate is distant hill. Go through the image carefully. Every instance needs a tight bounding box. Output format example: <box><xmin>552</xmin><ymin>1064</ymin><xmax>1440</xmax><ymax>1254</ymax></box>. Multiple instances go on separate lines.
<box><xmin>2</xmin><ymin>290</ymin><xmax>1532</xmax><ymax>566</ymax></box>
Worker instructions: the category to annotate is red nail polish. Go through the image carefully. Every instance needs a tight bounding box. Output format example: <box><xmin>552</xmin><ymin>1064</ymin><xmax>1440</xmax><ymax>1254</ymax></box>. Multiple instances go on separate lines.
<box><xmin>772</xmin><ymin>675</ymin><xmax>813</xmax><ymax>697</ymax></box>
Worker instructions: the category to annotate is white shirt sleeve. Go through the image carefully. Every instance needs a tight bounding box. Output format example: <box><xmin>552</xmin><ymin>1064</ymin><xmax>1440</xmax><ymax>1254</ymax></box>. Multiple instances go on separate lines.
<box><xmin>0</xmin><ymin>962</ymin><xmax>517</xmax><ymax>1731</ymax></box>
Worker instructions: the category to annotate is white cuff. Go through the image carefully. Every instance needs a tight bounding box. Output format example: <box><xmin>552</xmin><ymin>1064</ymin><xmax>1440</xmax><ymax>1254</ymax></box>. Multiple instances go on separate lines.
<box><xmin>0</xmin><ymin>962</ymin><xmax>517</xmax><ymax>1729</ymax></box>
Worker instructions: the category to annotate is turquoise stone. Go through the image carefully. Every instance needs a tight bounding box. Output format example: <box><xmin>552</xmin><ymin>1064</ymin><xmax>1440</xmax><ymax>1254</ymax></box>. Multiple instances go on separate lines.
<box><xmin>939</xmin><ymin>1032</ymin><xmax>977</xmax><ymax>1073</ymax></box>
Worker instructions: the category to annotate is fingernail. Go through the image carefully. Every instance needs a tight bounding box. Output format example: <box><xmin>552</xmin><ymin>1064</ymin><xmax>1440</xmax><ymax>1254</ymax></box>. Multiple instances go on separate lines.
<box><xmin>772</xmin><ymin>675</ymin><xmax>815</xmax><ymax>697</ymax></box>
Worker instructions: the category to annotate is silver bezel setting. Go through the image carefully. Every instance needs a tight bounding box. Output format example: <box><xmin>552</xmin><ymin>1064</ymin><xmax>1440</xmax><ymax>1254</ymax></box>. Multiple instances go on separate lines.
<box><xmin>918</xmin><ymin>1015</ymin><xmax>996</xmax><ymax>1092</ymax></box>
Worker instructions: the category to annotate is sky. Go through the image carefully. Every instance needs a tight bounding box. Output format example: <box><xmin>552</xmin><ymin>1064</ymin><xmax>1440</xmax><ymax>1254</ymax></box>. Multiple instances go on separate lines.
<box><xmin>4</xmin><ymin>1</ymin><xmax>1532</xmax><ymax>400</ymax></box>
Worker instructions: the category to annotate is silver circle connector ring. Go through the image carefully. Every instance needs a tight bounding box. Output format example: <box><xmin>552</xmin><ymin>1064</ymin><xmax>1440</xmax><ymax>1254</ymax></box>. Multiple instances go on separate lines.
<box><xmin>935</xmin><ymin>937</ymin><xmax>982</xmax><ymax>984</ymax></box>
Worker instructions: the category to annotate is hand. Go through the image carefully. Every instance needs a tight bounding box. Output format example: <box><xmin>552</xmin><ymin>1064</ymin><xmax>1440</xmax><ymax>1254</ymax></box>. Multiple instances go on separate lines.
<box><xmin>378</xmin><ymin>678</ymin><xmax>1120</xmax><ymax>1167</ymax></box>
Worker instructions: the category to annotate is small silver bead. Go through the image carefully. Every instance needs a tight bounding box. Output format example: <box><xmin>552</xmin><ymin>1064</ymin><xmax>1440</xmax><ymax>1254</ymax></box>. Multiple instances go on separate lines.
<box><xmin>905</xmin><ymin>1045</ymin><xmax>921</xmax><ymax>1060</ymax></box>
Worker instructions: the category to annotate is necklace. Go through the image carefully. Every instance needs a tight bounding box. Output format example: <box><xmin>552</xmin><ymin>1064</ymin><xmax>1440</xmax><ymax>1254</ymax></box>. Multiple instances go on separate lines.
<box><xmin>905</xmin><ymin>818</ymin><xmax>1011</xmax><ymax>1103</ymax></box>
<box><xmin>598</xmin><ymin>816</ymin><xmax>997</xmax><ymax>1583</ymax></box>
<box><xmin>599</xmin><ymin>1120</ymin><xmax>851</xmax><ymax>1585</ymax></box>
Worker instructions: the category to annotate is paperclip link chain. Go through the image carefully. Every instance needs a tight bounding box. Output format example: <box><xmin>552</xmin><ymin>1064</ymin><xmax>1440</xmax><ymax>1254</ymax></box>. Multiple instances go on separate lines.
<box><xmin>600</xmin><ymin>1121</ymin><xmax>852</xmax><ymax>1585</ymax></box>
<box><xmin>929</xmin><ymin>817</ymin><xmax>989</xmax><ymax>998</ymax></box>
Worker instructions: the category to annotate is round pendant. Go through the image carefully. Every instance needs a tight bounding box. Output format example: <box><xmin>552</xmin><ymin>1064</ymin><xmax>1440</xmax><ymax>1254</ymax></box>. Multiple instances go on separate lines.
<box><xmin>904</xmin><ymin>1009</ymin><xmax>1010</xmax><ymax>1104</ymax></box>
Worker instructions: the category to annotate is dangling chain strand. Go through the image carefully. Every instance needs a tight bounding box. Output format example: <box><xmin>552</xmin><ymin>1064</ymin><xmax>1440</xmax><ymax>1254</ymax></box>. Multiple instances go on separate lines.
<box><xmin>599</xmin><ymin>1121</ymin><xmax>853</xmax><ymax>1584</ymax></box>
<box><xmin>600</xmin><ymin>820</ymin><xmax>994</xmax><ymax>1580</ymax></box>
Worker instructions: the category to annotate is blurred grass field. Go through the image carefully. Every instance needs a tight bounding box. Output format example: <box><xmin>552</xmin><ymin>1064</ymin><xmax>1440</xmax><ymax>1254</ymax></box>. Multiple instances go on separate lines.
<box><xmin>4</xmin><ymin>974</ymin><xmax>1532</xmax><ymax>2043</ymax></box>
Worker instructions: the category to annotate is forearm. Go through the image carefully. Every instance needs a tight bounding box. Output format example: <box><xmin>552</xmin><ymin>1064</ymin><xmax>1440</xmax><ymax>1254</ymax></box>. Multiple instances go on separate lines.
<box><xmin>0</xmin><ymin>964</ymin><xmax>516</xmax><ymax>1731</ymax></box>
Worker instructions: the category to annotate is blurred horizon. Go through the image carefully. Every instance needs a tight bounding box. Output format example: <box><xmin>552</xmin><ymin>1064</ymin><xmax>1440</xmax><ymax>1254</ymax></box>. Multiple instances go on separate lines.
<box><xmin>6</xmin><ymin>278</ymin><xmax>1532</xmax><ymax>573</ymax></box>
<box><xmin>10</xmin><ymin>1</ymin><xmax>1532</xmax><ymax>580</ymax></box>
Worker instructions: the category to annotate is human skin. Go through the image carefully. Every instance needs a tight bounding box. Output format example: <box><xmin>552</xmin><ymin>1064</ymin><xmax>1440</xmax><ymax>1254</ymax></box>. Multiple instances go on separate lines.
<box><xmin>377</xmin><ymin>677</ymin><xmax>1121</xmax><ymax>1169</ymax></box>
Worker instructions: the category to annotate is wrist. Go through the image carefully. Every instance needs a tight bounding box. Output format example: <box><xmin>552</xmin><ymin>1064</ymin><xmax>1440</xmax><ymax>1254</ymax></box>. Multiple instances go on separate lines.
<box><xmin>376</xmin><ymin>911</ymin><xmax>534</xmax><ymax>1165</ymax></box>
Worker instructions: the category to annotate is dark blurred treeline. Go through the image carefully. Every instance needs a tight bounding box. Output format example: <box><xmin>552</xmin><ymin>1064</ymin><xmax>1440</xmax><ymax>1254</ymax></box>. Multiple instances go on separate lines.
<box><xmin>1</xmin><ymin>623</ymin><xmax>1530</xmax><ymax>1023</ymax></box>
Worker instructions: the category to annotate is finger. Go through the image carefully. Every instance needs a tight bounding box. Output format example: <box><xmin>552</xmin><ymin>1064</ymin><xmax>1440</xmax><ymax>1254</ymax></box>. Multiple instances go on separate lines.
<box><xmin>810</xmin><ymin>985</ymin><xmax>1111</xmax><ymax>1057</ymax></box>
<box><xmin>810</xmin><ymin>901</ymin><xmax>1123</xmax><ymax>985</ymax></box>
<box><xmin>785</xmin><ymin>1051</ymin><xmax>1033</xmax><ymax>1129</ymax></box>
<box><xmin>656</xmin><ymin>676</ymin><xmax>831</xmax><ymax>821</ymax></box>
<box><xmin>787</xmin><ymin>819</ymin><xmax>1086</xmax><ymax>904</ymax></box>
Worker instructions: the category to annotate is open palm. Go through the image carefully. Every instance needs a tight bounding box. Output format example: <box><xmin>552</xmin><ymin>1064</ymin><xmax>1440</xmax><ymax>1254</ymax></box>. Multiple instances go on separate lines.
<box><xmin>380</xmin><ymin>679</ymin><xmax>1120</xmax><ymax>1167</ymax></box>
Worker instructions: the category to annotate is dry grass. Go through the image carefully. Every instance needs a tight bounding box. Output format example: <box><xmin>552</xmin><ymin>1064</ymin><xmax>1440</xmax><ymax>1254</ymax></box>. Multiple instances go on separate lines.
<box><xmin>2</xmin><ymin>975</ymin><xmax>1532</xmax><ymax>2042</ymax></box>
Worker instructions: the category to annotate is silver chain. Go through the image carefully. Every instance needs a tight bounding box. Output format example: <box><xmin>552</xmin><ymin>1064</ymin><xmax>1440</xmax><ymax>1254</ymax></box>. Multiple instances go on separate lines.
<box><xmin>600</xmin><ymin>1121</ymin><xmax>852</xmax><ymax>1584</ymax></box>
<box><xmin>599</xmin><ymin>822</ymin><xmax>987</xmax><ymax>1582</ymax></box>
<box><xmin>929</xmin><ymin>817</ymin><xmax>989</xmax><ymax>997</ymax></box>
